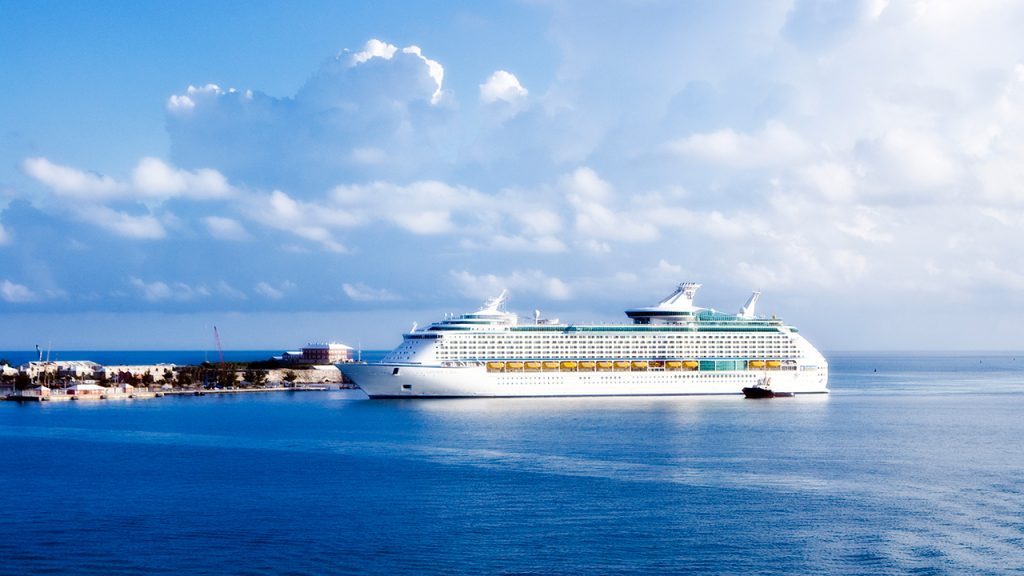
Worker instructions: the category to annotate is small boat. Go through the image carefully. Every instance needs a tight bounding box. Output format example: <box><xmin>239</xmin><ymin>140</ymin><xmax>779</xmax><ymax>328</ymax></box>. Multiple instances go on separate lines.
<box><xmin>543</xmin><ymin>361</ymin><xmax>560</xmax><ymax>371</ymax></box>
<box><xmin>742</xmin><ymin>377</ymin><xmax>793</xmax><ymax>399</ymax></box>
<box><xmin>486</xmin><ymin>362</ymin><xmax>505</xmax><ymax>372</ymax></box>
<box><xmin>560</xmin><ymin>361</ymin><xmax>578</xmax><ymax>371</ymax></box>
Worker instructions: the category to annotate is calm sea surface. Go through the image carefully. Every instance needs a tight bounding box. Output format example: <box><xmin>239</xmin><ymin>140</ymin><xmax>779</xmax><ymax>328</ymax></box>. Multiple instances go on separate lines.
<box><xmin>1</xmin><ymin>352</ymin><xmax>1023</xmax><ymax>575</ymax></box>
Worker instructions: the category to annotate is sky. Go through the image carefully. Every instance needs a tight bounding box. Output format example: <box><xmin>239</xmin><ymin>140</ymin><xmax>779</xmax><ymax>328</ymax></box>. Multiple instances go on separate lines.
<box><xmin>2</xmin><ymin>0</ymin><xmax>1023</xmax><ymax>351</ymax></box>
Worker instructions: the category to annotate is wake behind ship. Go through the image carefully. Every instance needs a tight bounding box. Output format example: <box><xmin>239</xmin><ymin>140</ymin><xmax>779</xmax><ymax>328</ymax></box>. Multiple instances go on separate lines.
<box><xmin>341</xmin><ymin>283</ymin><xmax>829</xmax><ymax>398</ymax></box>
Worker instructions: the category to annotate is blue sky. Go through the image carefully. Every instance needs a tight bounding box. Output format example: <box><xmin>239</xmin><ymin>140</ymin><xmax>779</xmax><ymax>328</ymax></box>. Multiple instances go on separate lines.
<box><xmin>2</xmin><ymin>0</ymin><xmax>1023</xmax><ymax>351</ymax></box>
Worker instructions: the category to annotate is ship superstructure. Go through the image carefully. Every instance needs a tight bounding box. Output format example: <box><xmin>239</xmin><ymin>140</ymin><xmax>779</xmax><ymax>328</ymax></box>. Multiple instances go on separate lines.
<box><xmin>342</xmin><ymin>283</ymin><xmax>829</xmax><ymax>398</ymax></box>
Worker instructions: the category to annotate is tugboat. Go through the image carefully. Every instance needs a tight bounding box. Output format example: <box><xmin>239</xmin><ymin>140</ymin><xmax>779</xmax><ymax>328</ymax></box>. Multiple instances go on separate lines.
<box><xmin>742</xmin><ymin>377</ymin><xmax>793</xmax><ymax>399</ymax></box>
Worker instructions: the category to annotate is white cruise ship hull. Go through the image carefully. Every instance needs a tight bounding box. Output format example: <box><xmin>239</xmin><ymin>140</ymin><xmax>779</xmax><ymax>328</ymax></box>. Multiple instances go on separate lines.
<box><xmin>342</xmin><ymin>363</ymin><xmax>829</xmax><ymax>399</ymax></box>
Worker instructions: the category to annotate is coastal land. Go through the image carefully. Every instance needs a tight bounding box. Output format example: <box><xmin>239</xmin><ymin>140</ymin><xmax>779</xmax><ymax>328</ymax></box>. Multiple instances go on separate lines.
<box><xmin>0</xmin><ymin>355</ymin><xmax>355</xmax><ymax>402</ymax></box>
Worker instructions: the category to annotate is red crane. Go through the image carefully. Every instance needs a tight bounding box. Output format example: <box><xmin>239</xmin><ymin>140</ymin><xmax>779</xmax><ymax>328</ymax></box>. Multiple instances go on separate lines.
<box><xmin>213</xmin><ymin>325</ymin><xmax>226</xmax><ymax>366</ymax></box>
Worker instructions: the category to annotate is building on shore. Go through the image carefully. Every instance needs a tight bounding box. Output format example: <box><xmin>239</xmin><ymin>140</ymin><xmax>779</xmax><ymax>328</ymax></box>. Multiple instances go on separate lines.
<box><xmin>97</xmin><ymin>364</ymin><xmax>176</xmax><ymax>383</ymax></box>
<box><xmin>17</xmin><ymin>360</ymin><xmax>102</xmax><ymax>380</ymax></box>
<box><xmin>58</xmin><ymin>361</ymin><xmax>102</xmax><ymax>379</ymax></box>
<box><xmin>276</xmin><ymin>342</ymin><xmax>353</xmax><ymax>365</ymax></box>
<box><xmin>301</xmin><ymin>342</ymin><xmax>353</xmax><ymax>364</ymax></box>
<box><xmin>17</xmin><ymin>361</ymin><xmax>59</xmax><ymax>380</ymax></box>
<box><xmin>67</xmin><ymin>383</ymin><xmax>106</xmax><ymax>397</ymax></box>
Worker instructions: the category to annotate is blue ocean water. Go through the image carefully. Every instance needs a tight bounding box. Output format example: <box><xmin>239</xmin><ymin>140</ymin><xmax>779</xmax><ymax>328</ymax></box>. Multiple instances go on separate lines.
<box><xmin>1</xmin><ymin>352</ymin><xmax>1023</xmax><ymax>575</ymax></box>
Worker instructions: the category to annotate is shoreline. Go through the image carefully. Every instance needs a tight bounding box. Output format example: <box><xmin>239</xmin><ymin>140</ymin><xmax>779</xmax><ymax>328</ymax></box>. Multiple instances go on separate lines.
<box><xmin>3</xmin><ymin>383</ymin><xmax>360</xmax><ymax>402</ymax></box>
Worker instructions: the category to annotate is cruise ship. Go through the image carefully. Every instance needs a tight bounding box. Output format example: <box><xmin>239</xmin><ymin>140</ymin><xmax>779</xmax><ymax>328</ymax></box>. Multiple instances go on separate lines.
<box><xmin>341</xmin><ymin>283</ymin><xmax>829</xmax><ymax>398</ymax></box>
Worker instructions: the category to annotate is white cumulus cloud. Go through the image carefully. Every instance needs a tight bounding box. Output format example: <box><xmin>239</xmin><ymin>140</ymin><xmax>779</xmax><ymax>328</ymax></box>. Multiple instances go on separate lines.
<box><xmin>450</xmin><ymin>269</ymin><xmax>571</xmax><ymax>301</ymax></box>
<box><xmin>166</xmin><ymin>84</ymin><xmax>228</xmax><ymax>113</ymax></box>
<box><xmin>81</xmin><ymin>205</ymin><xmax>166</xmax><ymax>240</ymax></box>
<box><xmin>254</xmin><ymin>281</ymin><xmax>285</xmax><ymax>299</ymax></box>
<box><xmin>349</xmin><ymin>39</ymin><xmax>399</xmax><ymax>65</ymax></box>
<box><xmin>130</xmin><ymin>278</ymin><xmax>209</xmax><ymax>301</ymax></box>
<box><xmin>342</xmin><ymin>282</ymin><xmax>401</xmax><ymax>302</ymax></box>
<box><xmin>132</xmin><ymin>157</ymin><xmax>232</xmax><ymax>199</ymax></box>
<box><xmin>669</xmin><ymin>121</ymin><xmax>810</xmax><ymax>169</ymax></box>
<box><xmin>23</xmin><ymin>157</ymin><xmax>124</xmax><ymax>198</ymax></box>
<box><xmin>204</xmin><ymin>216</ymin><xmax>250</xmax><ymax>241</ymax></box>
<box><xmin>1</xmin><ymin>280</ymin><xmax>39</xmax><ymax>303</ymax></box>
<box><xmin>480</xmin><ymin>70</ymin><xmax>528</xmax><ymax>105</ymax></box>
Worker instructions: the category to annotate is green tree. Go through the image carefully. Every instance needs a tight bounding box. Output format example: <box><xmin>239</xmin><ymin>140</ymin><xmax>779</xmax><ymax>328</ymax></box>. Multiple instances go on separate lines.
<box><xmin>177</xmin><ymin>369</ymin><xmax>194</xmax><ymax>387</ymax></box>
<box><xmin>141</xmin><ymin>372</ymin><xmax>155</xmax><ymax>386</ymax></box>
<box><xmin>243</xmin><ymin>368</ymin><xmax>267</xmax><ymax>387</ymax></box>
<box><xmin>15</xmin><ymin>372</ymin><xmax>33</xmax><ymax>391</ymax></box>
<box><xmin>216</xmin><ymin>369</ymin><xmax>238</xmax><ymax>388</ymax></box>
<box><xmin>283</xmin><ymin>371</ymin><xmax>298</xmax><ymax>385</ymax></box>
<box><xmin>163</xmin><ymin>369</ymin><xmax>175</xmax><ymax>386</ymax></box>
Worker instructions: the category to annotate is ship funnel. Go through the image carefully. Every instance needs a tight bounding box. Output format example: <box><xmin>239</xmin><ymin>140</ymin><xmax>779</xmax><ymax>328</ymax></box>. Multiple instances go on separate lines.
<box><xmin>656</xmin><ymin>282</ymin><xmax>702</xmax><ymax>311</ymax></box>
<box><xmin>480</xmin><ymin>289</ymin><xmax>508</xmax><ymax>312</ymax></box>
<box><xmin>739</xmin><ymin>291</ymin><xmax>760</xmax><ymax>319</ymax></box>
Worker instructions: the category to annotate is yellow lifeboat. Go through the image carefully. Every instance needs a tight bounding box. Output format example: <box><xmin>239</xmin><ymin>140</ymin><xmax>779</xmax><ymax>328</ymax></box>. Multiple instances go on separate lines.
<box><xmin>543</xmin><ymin>361</ymin><xmax>560</xmax><ymax>371</ymax></box>
<box><xmin>578</xmin><ymin>361</ymin><xmax>596</xmax><ymax>371</ymax></box>
<box><xmin>748</xmin><ymin>360</ymin><xmax>766</xmax><ymax>369</ymax></box>
<box><xmin>614</xmin><ymin>361</ymin><xmax>631</xmax><ymax>370</ymax></box>
<box><xmin>524</xmin><ymin>361</ymin><xmax>542</xmax><ymax>371</ymax></box>
<box><xmin>560</xmin><ymin>361</ymin><xmax>578</xmax><ymax>371</ymax></box>
<box><xmin>506</xmin><ymin>362</ymin><xmax>524</xmax><ymax>371</ymax></box>
<box><xmin>486</xmin><ymin>361</ymin><xmax>505</xmax><ymax>372</ymax></box>
<box><xmin>766</xmin><ymin>360</ymin><xmax>782</xmax><ymax>369</ymax></box>
<box><xmin>683</xmin><ymin>361</ymin><xmax>699</xmax><ymax>370</ymax></box>
<box><xmin>665</xmin><ymin>361</ymin><xmax>683</xmax><ymax>370</ymax></box>
<box><xmin>597</xmin><ymin>361</ymin><xmax>614</xmax><ymax>371</ymax></box>
<box><xmin>631</xmin><ymin>361</ymin><xmax>648</xmax><ymax>370</ymax></box>
<box><xmin>649</xmin><ymin>361</ymin><xmax>665</xmax><ymax>369</ymax></box>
